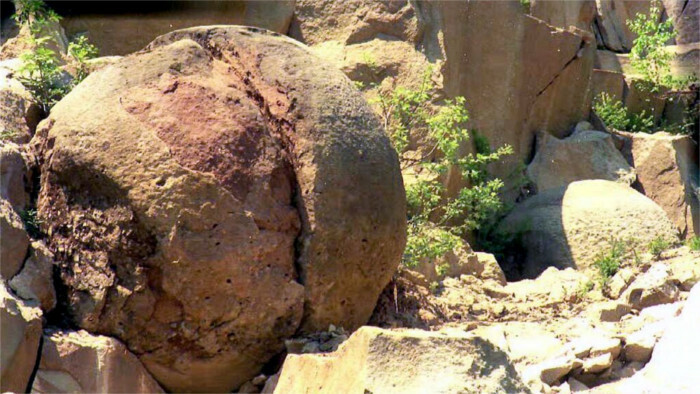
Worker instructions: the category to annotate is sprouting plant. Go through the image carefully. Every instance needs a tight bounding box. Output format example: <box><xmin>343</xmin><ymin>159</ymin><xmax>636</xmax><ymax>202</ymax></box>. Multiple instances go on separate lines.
<box><xmin>374</xmin><ymin>68</ymin><xmax>512</xmax><ymax>270</ymax></box>
<box><xmin>576</xmin><ymin>280</ymin><xmax>595</xmax><ymax>300</ymax></box>
<box><xmin>19</xmin><ymin>209</ymin><xmax>42</xmax><ymax>239</ymax></box>
<box><xmin>595</xmin><ymin>238</ymin><xmax>626</xmax><ymax>283</ymax></box>
<box><xmin>17</xmin><ymin>35</ymin><xmax>68</xmax><ymax>113</ymax></box>
<box><xmin>648</xmin><ymin>236</ymin><xmax>671</xmax><ymax>259</ymax></box>
<box><xmin>627</xmin><ymin>0</ymin><xmax>676</xmax><ymax>90</ymax></box>
<box><xmin>13</xmin><ymin>0</ymin><xmax>60</xmax><ymax>32</ymax></box>
<box><xmin>594</xmin><ymin>93</ymin><xmax>654</xmax><ymax>133</ymax></box>
<box><xmin>520</xmin><ymin>0</ymin><xmax>531</xmax><ymax>13</ymax></box>
<box><xmin>68</xmin><ymin>35</ymin><xmax>99</xmax><ymax>82</ymax></box>
<box><xmin>686</xmin><ymin>235</ymin><xmax>700</xmax><ymax>251</ymax></box>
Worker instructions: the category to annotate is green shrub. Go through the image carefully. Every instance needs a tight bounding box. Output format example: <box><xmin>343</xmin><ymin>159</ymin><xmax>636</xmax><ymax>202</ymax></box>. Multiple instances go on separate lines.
<box><xmin>594</xmin><ymin>93</ymin><xmax>654</xmax><ymax>133</ymax></box>
<box><xmin>627</xmin><ymin>0</ymin><xmax>676</xmax><ymax>90</ymax></box>
<box><xmin>687</xmin><ymin>235</ymin><xmax>700</xmax><ymax>251</ymax></box>
<box><xmin>576</xmin><ymin>280</ymin><xmax>595</xmax><ymax>299</ymax></box>
<box><xmin>375</xmin><ymin>69</ymin><xmax>512</xmax><ymax>269</ymax></box>
<box><xmin>17</xmin><ymin>36</ymin><xmax>68</xmax><ymax>113</ymax></box>
<box><xmin>648</xmin><ymin>236</ymin><xmax>671</xmax><ymax>259</ymax></box>
<box><xmin>594</xmin><ymin>238</ymin><xmax>626</xmax><ymax>282</ymax></box>
<box><xmin>13</xmin><ymin>0</ymin><xmax>60</xmax><ymax>32</ymax></box>
<box><xmin>68</xmin><ymin>35</ymin><xmax>98</xmax><ymax>82</ymax></box>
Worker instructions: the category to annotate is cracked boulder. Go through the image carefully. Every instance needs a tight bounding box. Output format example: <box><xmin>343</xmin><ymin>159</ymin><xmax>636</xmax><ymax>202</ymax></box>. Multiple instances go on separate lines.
<box><xmin>275</xmin><ymin>326</ymin><xmax>529</xmax><ymax>393</ymax></box>
<box><xmin>0</xmin><ymin>282</ymin><xmax>42</xmax><ymax>393</ymax></box>
<box><xmin>32</xmin><ymin>26</ymin><xmax>406</xmax><ymax>393</ymax></box>
<box><xmin>32</xmin><ymin>330</ymin><xmax>163</xmax><ymax>393</ymax></box>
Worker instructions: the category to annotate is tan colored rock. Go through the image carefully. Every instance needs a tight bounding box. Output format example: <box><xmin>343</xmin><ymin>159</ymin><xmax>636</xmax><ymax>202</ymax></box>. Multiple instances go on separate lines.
<box><xmin>0</xmin><ymin>282</ymin><xmax>42</xmax><ymax>393</ymax></box>
<box><xmin>594</xmin><ymin>0</ymin><xmax>657</xmax><ymax>52</ymax></box>
<box><xmin>625</xmin><ymin>78</ymin><xmax>667</xmax><ymax>124</ymax></box>
<box><xmin>0</xmin><ymin>142</ymin><xmax>29</xmax><ymax>210</ymax></box>
<box><xmin>536</xmin><ymin>356</ymin><xmax>583</xmax><ymax>386</ymax></box>
<box><xmin>9</xmin><ymin>241</ymin><xmax>56</xmax><ymax>312</ymax></box>
<box><xmin>274</xmin><ymin>326</ymin><xmax>529</xmax><ymax>394</ymax></box>
<box><xmin>501</xmin><ymin>180</ymin><xmax>677</xmax><ymax>278</ymax></box>
<box><xmin>591</xmin><ymin>283</ymin><xmax>700</xmax><ymax>392</ymax></box>
<box><xmin>53</xmin><ymin>1</ymin><xmax>294</xmax><ymax>56</ymax></box>
<box><xmin>0</xmin><ymin>21</ymin><xmax>68</xmax><ymax>61</ymax></box>
<box><xmin>662</xmin><ymin>0</ymin><xmax>700</xmax><ymax>45</ymax></box>
<box><xmin>34</xmin><ymin>26</ymin><xmax>405</xmax><ymax>393</ymax></box>
<box><xmin>668</xmin><ymin>43</ymin><xmax>700</xmax><ymax>77</ymax></box>
<box><xmin>588</xmin><ymin>301</ymin><xmax>632</xmax><ymax>322</ymax></box>
<box><xmin>582</xmin><ymin>352</ymin><xmax>614</xmax><ymax>374</ymax></box>
<box><xmin>619</xmin><ymin>131</ymin><xmax>699</xmax><ymax>237</ymax></box>
<box><xmin>622</xmin><ymin>263</ymin><xmax>680</xmax><ymax>310</ymax></box>
<box><xmin>32</xmin><ymin>330</ymin><xmax>163</xmax><ymax>393</ymax></box>
<box><xmin>591</xmin><ymin>69</ymin><xmax>625</xmax><ymax>101</ymax></box>
<box><xmin>298</xmin><ymin>1</ymin><xmax>595</xmax><ymax>193</ymax></box>
<box><xmin>667</xmin><ymin>251</ymin><xmax>700</xmax><ymax>291</ymax></box>
<box><xmin>604</xmin><ymin>268</ymin><xmax>635</xmax><ymax>299</ymax></box>
<box><xmin>594</xmin><ymin>50</ymin><xmax>624</xmax><ymax>73</ymax></box>
<box><xmin>623</xmin><ymin>326</ymin><xmax>659</xmax><ymax>362</ymax></box>
<box><xmin>531</xmin><ymin>0</ymin><xmax>597</xmax><ymax>31</ymax></box>
<box><xmin>1</xmin><ymin>198</ymin><xmax>29</xmax><ymax>279</ymax></box>
<box><xmin>0</xmin><ymin>60</ymin><xmax>42</xmax><ymax>143</ymax></box>
<box><xmin>527</xmin><ymin>130</ymin><xmax>635</xmax><ymax>193</ymax></box>
<box><xmin>506</xmin><ymin>267</ymin><xmax>591</xmax><ymax>304</ymax></box>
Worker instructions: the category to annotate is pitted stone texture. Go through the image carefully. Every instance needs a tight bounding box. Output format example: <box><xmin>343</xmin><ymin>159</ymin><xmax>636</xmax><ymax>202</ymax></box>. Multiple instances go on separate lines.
<box><xmin>34</xmin><ymin>26</ymin><xmax>405</xmax><ymax>393</ymax></box>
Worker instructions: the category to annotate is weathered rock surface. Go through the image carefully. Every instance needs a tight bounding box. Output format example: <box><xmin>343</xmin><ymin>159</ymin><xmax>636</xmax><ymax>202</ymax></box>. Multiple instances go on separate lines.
<box><xmin>1</xmin><ymin>198</ymin><xmax>29</xmax><ymax>279</ymax></box>
<box><xmin>0</xmin><ymin>282</ymin><xmax>42</xmax><ymax>393</ymax></box>
<box><xmin>591</xmin><ymin>69</ymin><xmax>625</xmax><ymax>101</ymax></box>
<box><xmin>0</xmin><ymin>60</ymin><xmax>42</xmax><ymax>143</ymax></box>
<box><xmin>662</xmin><ymin>0</ymin><xmax>700</xmax><ymax>45</ymax></box>
<box><xmin>531</xmin><ymin>0</ymin><xmax>597</xmax><ymax>32</ymax></box>
<box><xmin>527</xmin><ymin>130</ymin><xmax>636</xmax><ymax>193</ymax></box>
<box><xmin>501</xmin><ymin>180</ymin><xmax>678</xmax><ymax>278</ymax></box>
<box><xmin>51</xmin><ymin>1</ymin><xmax>295</xmax><ymax>56</ymax></box>
<box><xmin>9</xmin><ymin>241</ymin><xmax>56</xmax><ymax>312</ymax></box>
<box><xmin>32</xmin><ymin>330</ymin><xmax>163</xmax><ymax>393</ymax></box>
<box><xmin>617</xmin><ymin>131</ymin><xmax>699</xmax><ymax>237</ymax></box>
<box><xmin>594</xmin><ymin>0</ymin><xmax>656</xmax><ymax>52</ymax></box>
<box><xmin>0</xmin><ymin>142</ymin><xmax>29</xmax><ymax>210</ymax></box>
<box><xmin>621</xmin><ymin>263</ymin><xmax>680</xmax><ymax>310</ymax></box>
<box><xmin>295</xmin><ymin>0</ymin><xmax>595</xmax><ymax>193</ymax></box>
<box><xmin>33</xmin><ymin>26</ymin><xmax>405</xmax><ymax>393</ymax></box>
<box><xmin>274</xmin><ymin>326</ymin><xmax>529</xmax><ymax>394</ymax></box>
<box><xmin>592</xmin><ymin>283</ymin><xmax>700</xmax><ymax>392</ymax></box>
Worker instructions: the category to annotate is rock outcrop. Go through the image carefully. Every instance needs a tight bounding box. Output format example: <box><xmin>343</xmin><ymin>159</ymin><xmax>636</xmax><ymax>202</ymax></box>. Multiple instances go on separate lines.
<box><xmin>0</xmin><ymin>282</ymin><xmax>42</xmax><ymax>393</ymax></box>
<box><xmin>293</xmin><ymin>0</ymin><xmax>595</xmax><ymax>193</ymax></box>
<box><xmin>662</xmin><ymin>0</ymin><xmax>700</xmax><ymax>45</ymax></box>
<box><xmin>501</xmin><ymin>180</ymin><xmax>678</xmax><ymax>278</ymax></box>
<box><xmin>531</xmin><ymin>0</ymin><xmax>597</xmax><ymax>32</ymax></box>
<box><xmin>527</xmin><ymin>130</ymin><xmax>636</xmax><ymax>192</ymax></box>
<box><xmin>0</xmin><ymin>142</ymin><xmax>30</xmax><ymax>210</ymax></box>
<box><xmin>33</xmin><ymin>26</ymin><xmax>405</xmax><ymax>393</ymax></box>
<box><xmin>616</xmin><ymin>131</ymin><xmax>699</xmax><ymax>237</ymax></box>
<box><xmin>274</xmin><ymin>326</ymin><xmax>529</xmax><ymax>394</ymax></box>
<box><xmin>0</xmin><ymin>60</ymin><xmax>42</xmax><ymax>143</ymax></box>
<box><xmin>9</xmin><ymin>241</ymin><xmax>57</xmax><ymax>312</ymax></box>
<box><xmin>32</xmin><ymin>330</ymin><xmax>163</xmax><ymax>393</ymax></box>
<box><xmin>48</xmin><ymin>1</ymin><xmax>295</xmax><ymax>56</ymax></box>
<box><xmin>1</xmin><ymin>198</ymin><xmax>29</xmax><ymax>279</ymax></box>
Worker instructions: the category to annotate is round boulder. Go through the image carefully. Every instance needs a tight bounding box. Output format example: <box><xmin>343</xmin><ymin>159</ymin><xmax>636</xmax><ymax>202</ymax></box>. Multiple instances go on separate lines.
<box><xmin>33</xmin><ymin>26</ymin><xmax>405</xmax><ymax>393</ymax></box>
<box><xmin>501</xmin><ymin>180</ymin><xmax>677</xmax><ymax>279</ymax></box>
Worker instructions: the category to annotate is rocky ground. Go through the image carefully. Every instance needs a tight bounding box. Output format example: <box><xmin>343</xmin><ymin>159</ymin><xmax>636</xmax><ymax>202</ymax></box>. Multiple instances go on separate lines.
<box><xmin>1</xmin><ymin>1</ymin><xmax>699</xmax><ymax>394</ymax></box>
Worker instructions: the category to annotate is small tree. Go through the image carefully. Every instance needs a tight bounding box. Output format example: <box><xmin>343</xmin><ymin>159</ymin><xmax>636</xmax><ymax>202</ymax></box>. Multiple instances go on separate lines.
<box><xmin>374</xmin><ymin>70</ymin><xmax>512</xmax><ymax>268</ymax></box>
<box><xmin>68</xmin><ymin>35</ymin><xmax>99</xmax><ymax>82</ymax></box>
<box><xmin>17</xmin><ymin>35</ymin><xmax>68</xmax><ymax>113</ymax></box>
<box><xmin>627</xmin><ymin>0</ymin><xmax>676</xmax><ymax>90</ymax></box>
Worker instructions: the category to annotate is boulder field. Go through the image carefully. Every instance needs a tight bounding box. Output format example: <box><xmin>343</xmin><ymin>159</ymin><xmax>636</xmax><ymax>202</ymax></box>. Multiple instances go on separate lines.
<box><xmin>0</xmin><ymin>0</ymin><xmax>698</xmax><ymax>393</ymax></box>
<box><xmin>31</xmin><ymin>26</ymin><xmax>406</xmax><ymax>392</ymax></box>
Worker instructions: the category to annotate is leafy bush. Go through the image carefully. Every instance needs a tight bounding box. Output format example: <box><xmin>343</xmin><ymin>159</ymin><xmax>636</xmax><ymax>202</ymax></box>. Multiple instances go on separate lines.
<box><xmin>594</xmin><ymin>93</ymin><xmax>654</xmax><ymax>133</ymax></box>
<box><xmin>374</xmin><ymin>70</ymin><xmax>512</xmax><ymax>269</ymax></box>
<box><xmin>687</xmin><ymin>235</ymin><xmax>700</xmax><ymax>251</ymax></box>
<box><xmin>68</xmin><ymin>35</ymin><xmax>99</xmax><ymax>82</ymax></box>
<box><xmin>17</xmin><ymin>35</ymin><xmax>68</xmax><ymax>113</ymax></box>
<box><xmin>15</xmin><ymin>0</ymin><xmax>98</xmax><ymax>112</ymax></box>
<box><xmin>648</xmin><ymin>236</ymin><xmax>670</xmax><ymax>259</ymax></box>
<box><xmin>627</xmin><ymin>0</ymin><xmax>676</xmax><ymax>90</ymax></box>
